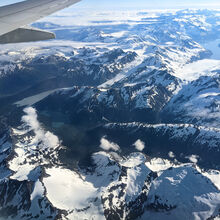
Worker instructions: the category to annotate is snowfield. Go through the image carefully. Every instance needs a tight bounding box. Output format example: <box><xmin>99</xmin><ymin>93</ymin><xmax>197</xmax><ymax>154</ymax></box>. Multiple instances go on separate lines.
<box><xmin>43</xmin><ymin>167</ymin><xmax>98</xmax><ymax>210</ymax></box>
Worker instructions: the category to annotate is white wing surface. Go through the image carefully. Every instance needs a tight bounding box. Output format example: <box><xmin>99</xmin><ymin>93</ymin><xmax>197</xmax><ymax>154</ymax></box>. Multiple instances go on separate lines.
<box><xmin>0</xmin><ymin>0</ymin><xmax>81</xmax><ymax>43</ymax></box>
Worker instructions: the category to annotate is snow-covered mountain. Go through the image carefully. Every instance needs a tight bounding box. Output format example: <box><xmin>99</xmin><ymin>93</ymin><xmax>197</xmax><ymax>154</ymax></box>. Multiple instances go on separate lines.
<box><xmin>0</xmin><ymin>108</ymin><xmax>219</xmax><ymax>220</ymax></box>
<box><xmin>0</xmin><ymin>8</ymin><xmax>220</xmax><ymax>220</ymax></box>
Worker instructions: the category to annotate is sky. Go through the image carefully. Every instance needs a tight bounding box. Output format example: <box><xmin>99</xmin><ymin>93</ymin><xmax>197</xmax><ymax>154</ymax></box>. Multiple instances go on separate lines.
<box><xmin>77</xmin><ymin>0</ymin><xmax>220</xmax><ymax>9</ymax></box>
<box><xmin>1</xmin><ymin>0</ymin><xmax>220</xmax><ymax>9</ymax></box>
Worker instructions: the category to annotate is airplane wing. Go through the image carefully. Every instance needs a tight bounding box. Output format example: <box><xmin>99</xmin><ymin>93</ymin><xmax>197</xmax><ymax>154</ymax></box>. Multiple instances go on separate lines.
<box><xmin>0</xmin><ymin>0</ymin><xmax>81</xmax><ymax>43</ymax></box>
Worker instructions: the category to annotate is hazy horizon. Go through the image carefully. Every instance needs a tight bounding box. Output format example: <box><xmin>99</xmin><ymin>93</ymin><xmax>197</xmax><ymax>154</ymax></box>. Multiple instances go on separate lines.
<box><xmin>1</xmin><ymin>0</ymin><xmax>220</xmax><ymax>9</ymax></box>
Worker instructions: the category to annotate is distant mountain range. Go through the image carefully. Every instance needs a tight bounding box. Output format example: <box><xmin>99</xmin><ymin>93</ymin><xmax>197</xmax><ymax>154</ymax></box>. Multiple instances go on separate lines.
<box><xmin>0</xmin><ymin>8</ymin><xmax>220</xmax><ymax>220</ymax></box>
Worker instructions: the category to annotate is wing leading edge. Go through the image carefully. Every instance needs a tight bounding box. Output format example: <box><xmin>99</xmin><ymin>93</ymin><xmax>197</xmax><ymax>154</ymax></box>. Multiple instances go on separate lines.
<box><xmin>0</xmin><ymin>0</ymin><xmax>81</xmax><ymax>43</ymax></box>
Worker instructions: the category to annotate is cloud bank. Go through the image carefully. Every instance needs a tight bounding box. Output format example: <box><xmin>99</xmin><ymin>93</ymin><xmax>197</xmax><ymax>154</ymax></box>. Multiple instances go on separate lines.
<box><xmin>100</xmin><ymin>137</ymin><xmax>120</xmax><ymax>152</ymax></box>
<box><xmin>22</xmin><ymin>107</ymin><xmax>59</xmax><ymax>149</ymax></box>
<box><xmin>133</xmin><ymin>139</ymin><xmax>145</xmax><ymax>151</ymax></box>
<box><xmin>168</xmin><ymin>151</ymin><xmax>175</xmax><ymax>158</ymax></box>
<box><xmin>185</xmin><ymin>155</ymin><xmax>199</xmax><ymax>163</ymax></box>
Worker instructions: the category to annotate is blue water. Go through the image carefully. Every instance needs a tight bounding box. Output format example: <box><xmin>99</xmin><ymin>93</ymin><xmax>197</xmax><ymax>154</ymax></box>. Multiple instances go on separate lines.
<box><xmin>203</xmin><ymin>39</ymin><xmax>220</xmax><ymax>60</ymax></box>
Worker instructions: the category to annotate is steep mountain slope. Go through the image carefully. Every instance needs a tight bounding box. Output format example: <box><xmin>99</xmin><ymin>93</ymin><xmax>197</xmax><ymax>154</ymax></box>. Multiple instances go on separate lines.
<box><xmin>164</xmin><ymin>73</ymin><xmax>220</xmax><ymax>127</ymax></box>
<box><xmin>0</xmin><ymin>109</ymin><xmax>219</xmax><ymax>219</ymax></box>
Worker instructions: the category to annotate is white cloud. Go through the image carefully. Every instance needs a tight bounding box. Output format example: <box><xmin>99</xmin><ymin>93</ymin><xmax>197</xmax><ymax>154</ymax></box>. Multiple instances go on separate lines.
<box><xmin>133</xmin><ymin>139</ymin><xmax>145</xmax><ymax>151</ymax></box>
<box><xmin>22</xmin><ymin>107</ymin><xmax>59</xmax><ymax>149</ymax></box>
<box><xmin>109</xmin><ymin>151</ymin><xmax>122</xmax><ymax>161</ymax></box>
<box><xmin>22</xmin><ymin>107</ymin><xmax>40</xmax><ymax>131</ymax></box>
<box><xmin>100</xmin><ymin>137</ymin><xmax>120</xmax><ymax>152</ymax></box>
<box><xmin>185</xmin><ymin>155</ymin><xmax>199</xmax><ymax>163</ymax></box>
<box><xmin>168</xmin><ymin>151</ymin><xmax>175</xmax><ymax>158</ymax></box>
